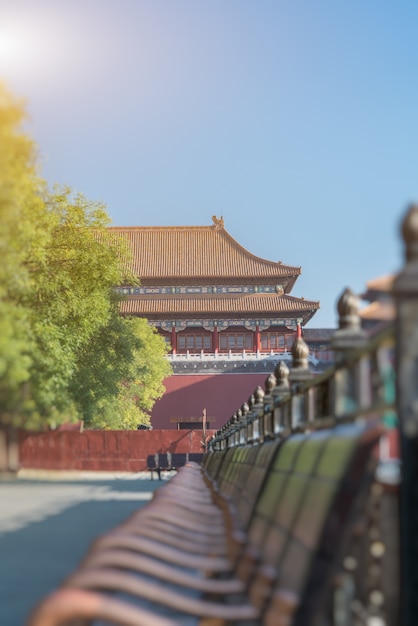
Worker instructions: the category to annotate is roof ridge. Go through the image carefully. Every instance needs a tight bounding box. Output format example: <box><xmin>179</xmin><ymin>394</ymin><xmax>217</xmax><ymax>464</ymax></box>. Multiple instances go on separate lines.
<box><xmin>107</xmin><ymin>223</ymin><xmax>304</xmax><ymax>281</ymax></box>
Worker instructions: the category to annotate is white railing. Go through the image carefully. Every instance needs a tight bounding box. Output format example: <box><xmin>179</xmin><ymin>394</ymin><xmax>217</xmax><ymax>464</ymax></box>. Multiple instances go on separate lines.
<box><xmin>167</xmin><ymin>350</ymin><xmax>319</xmax><ymax>365</ymax></box>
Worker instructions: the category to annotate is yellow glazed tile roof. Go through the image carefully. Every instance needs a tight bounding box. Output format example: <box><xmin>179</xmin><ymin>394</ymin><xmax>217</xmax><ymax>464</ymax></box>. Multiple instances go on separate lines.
<box><xmin>120</xmin><ymin>293</ymin><xmax>319</xmax><ymax>316</ymax></box>
<box><xmin>108</xmin><ymin>220</ymin><xmax>301</xmax><ymax>281</ymax></box>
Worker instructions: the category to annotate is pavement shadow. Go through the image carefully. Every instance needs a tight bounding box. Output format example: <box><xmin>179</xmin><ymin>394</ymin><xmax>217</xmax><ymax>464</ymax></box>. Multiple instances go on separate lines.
<box><xmin>0</xmin><ymin>480</ymin><xmax>161</xmax><ymax>626</ymax></box>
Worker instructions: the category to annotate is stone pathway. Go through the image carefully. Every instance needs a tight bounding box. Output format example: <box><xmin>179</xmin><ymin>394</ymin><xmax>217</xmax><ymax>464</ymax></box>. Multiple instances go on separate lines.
<box><xmin>0</xmin><ymin>476</ymin><xmax>161</xmax><ymax>625</ymax></box>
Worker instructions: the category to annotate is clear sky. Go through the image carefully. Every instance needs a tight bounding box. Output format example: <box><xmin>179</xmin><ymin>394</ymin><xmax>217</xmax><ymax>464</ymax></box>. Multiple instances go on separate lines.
<box><xmin>1</xmin><ymin>0</ymin><xmax>417</xmax><ymax>328</ymax></box>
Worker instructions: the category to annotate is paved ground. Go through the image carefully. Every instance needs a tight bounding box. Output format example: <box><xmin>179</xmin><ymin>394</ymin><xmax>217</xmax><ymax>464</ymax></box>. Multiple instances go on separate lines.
<box><xmin>0</xmin><ymin>474</ymin><xmax>163</xmax><ymax>626</ymax></box>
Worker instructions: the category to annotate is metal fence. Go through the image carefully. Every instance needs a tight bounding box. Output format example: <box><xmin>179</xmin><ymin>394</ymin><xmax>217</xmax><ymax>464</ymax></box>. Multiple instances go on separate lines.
<box><xmin>209</xmin><ymin>204</ymin><xmax>418</xmax><ymax>626</ymax></box>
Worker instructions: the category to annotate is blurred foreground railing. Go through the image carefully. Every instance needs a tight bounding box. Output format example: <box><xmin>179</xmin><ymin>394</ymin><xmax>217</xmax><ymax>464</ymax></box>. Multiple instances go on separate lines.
<box><xmin>209</xmin><ymin>204</ymin><xmax>418</xmax><ymax>626</ymax></box>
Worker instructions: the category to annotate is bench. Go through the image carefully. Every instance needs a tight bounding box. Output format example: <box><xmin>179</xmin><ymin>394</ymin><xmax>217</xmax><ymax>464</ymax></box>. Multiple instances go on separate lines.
<box><xmin>147</xmin><ymin>452</ymin><xmax>204</xmax><ymax>479</ymax></box>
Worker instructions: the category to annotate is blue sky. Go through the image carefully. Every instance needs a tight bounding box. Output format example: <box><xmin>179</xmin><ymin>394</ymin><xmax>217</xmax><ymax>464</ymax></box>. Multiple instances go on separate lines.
<box><xmin>1</xmin><ymin>0</ymin><xmax>417</xmax><ymax>327</ymax></box>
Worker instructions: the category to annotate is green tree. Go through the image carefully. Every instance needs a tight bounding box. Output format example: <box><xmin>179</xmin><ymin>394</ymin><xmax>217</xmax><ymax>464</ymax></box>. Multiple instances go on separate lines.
<box><xmin>22</xmin><ymin>188</ymin><xmax>129</xmax><ymax>426</ymax></box>
<box><xmin>0</xmin><ymin>83</ymin><xmax>171</xmax><ymax>430</ymax></box>
<box><xmin>68</xmin><ymin>296</ymin><xmax>140</xmax><ymax>425</ymax></box>
<box><xmin>75</xmin><ymin>317</ymin><xmax>172</xmax><ymax>430</ymax></box>
<box><xmin>0</xmin><ymin>83</ymin><xmax>44</xmax><ymax>424</ymax></box>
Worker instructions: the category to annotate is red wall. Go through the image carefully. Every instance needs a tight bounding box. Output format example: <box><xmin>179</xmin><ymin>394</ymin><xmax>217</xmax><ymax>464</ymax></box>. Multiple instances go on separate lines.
<box><xmin>151</xmin><ymin>373</ymin><xmax>268</xmax><ymax>429</ymax></box>
<box><xmin>18</xmin><ymin>429</ymin><xmax>214</xmax><ymax>472</ymax></box>
<box><xmin>17</xmin><ymin>373</ymin><xmax>271</xmax><ymax>470</ymax></box>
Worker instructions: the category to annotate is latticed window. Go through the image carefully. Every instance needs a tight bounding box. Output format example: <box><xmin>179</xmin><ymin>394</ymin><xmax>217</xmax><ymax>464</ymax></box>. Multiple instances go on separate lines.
<box><xmin>260</xmin><ymin>332</ymin><xmax>294</xmax><ymax>351</ymax></box>
<box><xmin>219</xmin><ymin>333</ymin><xmax>253</xmax><ymax>351</ymax></box>
<box><xmin>177</xmin><ymin>334</ymin><xmax>212</xmax><ymax>352</ymax></box>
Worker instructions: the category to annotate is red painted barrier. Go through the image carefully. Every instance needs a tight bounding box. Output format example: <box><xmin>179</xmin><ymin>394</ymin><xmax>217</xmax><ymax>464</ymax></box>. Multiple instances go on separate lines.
<box><xmin>15</xmin><ymin>424</ymin><xmax>401</xmax><ymax>474</ymax></box>
<box><xmin>18</xmin><ymin>429</ymin><xmax>215</xmax><ymax>472</ymax></box>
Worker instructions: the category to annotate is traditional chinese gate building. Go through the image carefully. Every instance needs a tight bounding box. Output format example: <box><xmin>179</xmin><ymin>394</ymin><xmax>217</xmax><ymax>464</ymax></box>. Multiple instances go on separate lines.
<box><xmin>111</xmin><ymin>216</ymin><xmax>320</xmax><ymax>429</ymax></box>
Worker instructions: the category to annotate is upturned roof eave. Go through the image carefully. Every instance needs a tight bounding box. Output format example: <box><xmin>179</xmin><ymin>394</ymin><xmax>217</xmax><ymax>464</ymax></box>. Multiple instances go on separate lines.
<box><xmin>217</xmin><ymin>226</ymin><xmax>301</xmax><ymax>274</ymax></box>
<box><xmin>107</xmin><ymin>222</ymin><xmax>302</xmax><ymax>279</ymax></box>
<box><xmin>283</xmin><ymin>274</ymin><xmax>299</xmax><ymax>294</ymax></box>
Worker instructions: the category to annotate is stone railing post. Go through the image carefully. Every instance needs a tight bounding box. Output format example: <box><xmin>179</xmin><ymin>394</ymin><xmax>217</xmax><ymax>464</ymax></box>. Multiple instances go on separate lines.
<box><xmin>210</xmin><ymin>431</ymin><xmax>219</xmax><ymax>452</ymax></box>
<box><xmin>240</xmin><ymin>402</ymin><xmax>249</xmax><ymax>445</ymax></box>
<box><xmin>289</xmin><ymin>335</ymin><xmax>312</xmax><ymax>428</ymax></box>
<box><xmin>263</xmin><ymin>373</ymin><xmax>277</xmax><ymax>440</ymax></box>
<box><xmin>272</xmin><ymin>361</ymin><xmax>291</xmax><ymax>434</ymax></box>
<box><xmin>220</xmin><ymin>424</ymin><xmax>228</xmax><ymax>450</ymax></box>
<box><xmin>232</xmin><ymin>411</ymin><xmax>240</xmax><ymax>447</ymax></box>
<box><xmin>246</xmin><ymin>394</ymin><xmax>255</xmax><ymax>443</ymax></box>
<box><xmin>331</xmin><ymin>287</ymin><xmax>367</xmax><ymax>417</ymax></box>
<box><xmin>393</xmin><ymin>204</ymin><xmax>418</xmax><ymax>626</ymax></box>
<box><xmin>251</xmin><ymin>386</ymin><xmax>265</xmax><ymax>443</ymax></box>
<box><xmin>234</xmin><ymin>408</ymin><xmax>242</xmax><ymax>446</ymax></box>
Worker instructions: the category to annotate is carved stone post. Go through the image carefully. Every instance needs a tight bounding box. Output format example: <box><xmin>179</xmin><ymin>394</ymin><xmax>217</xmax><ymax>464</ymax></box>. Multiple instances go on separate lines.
<box><xmin>272</xmin><ymin>361</ymin><xmax>291</xmax><ymax>434</ymax></box>
<box><xmin>331</xmin><ymin>288</ymin><xmax>367</xmax><ymax>417</ymax></box>
<box><xmin>234</xmin><ymin>408</ymin><xmax>242</xmax><ymax>446</ymax></box>
<box><xmin>220</xmin><ymin>424</ymin><xmax>227</xmax><ymax>451</ymax></box>
<box><xmin>393</xmin><ymin>204</ymin><xmax>418</xmax><ymax>626</ymax></box>
<box><xmin>213</xmin><ymin>429</ymin><xmax>220</xmax><ymax>451</ymax></box>
<box><xmin>263</xmin><ymin>373</ymin><xmax>277</xmax><ymax>440</ymax></box>
<box><xmin>251</xmin><ymin>386</ymin><xmax>265</xmax><ymax>443</ymax></box>
<box><xmin>226</xmin><ymin>413</ymin><xmax>237</xmax><ymax>448</ymax></box>
<box><xmin>289</xmin><ymin>336</ymin><xmax>312</xmax><ymax>428</ymax></box>
<box><xmin>232</xmin><ymin>411</ymin><xmax>240</xmax><ymax>447</ymax></box>
<box><xmin>240</xmin><ymin>402</ymin><xmax>249</xmax><ymax>445</ymax></box>
<box><xmin>246</xmin><ymin>394</ymin><xmax>255</xmax><ymax>443</ymax></box>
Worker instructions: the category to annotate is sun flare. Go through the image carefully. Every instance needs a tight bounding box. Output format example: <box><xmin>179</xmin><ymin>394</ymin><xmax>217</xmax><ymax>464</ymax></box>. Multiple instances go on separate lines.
<box><xmin>0</xmin><ymin>26</ymin><xmax>27</xmax><ymax>70</ymax></box>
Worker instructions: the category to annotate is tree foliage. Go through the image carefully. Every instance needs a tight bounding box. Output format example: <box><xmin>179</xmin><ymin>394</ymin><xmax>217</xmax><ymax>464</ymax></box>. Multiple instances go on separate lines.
<box><xmin>75</xmin><ymin>317</ymin><xmax>172</xmax><ymax>430</ymax></box>
<box><xmin>0</xmin><ymin>83</ymin><xmax>171</xmax><ymax>430</ymax></box>
<box><xmin>0</xmin><ymin>84</ymin><xmax>42</xmax><ymax>421</ymax></box>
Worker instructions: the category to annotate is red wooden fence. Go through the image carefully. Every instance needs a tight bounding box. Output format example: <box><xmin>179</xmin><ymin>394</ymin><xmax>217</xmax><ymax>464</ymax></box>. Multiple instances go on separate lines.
<box><xmin>18</xmin><ymin>429</ymin><xmax>215</xmax><ymax>472</ymax></box>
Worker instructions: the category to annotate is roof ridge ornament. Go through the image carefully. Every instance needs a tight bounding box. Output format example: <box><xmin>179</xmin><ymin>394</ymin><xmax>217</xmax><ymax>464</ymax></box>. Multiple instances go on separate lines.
<box><xmin>212</xmin><ymin>215</ymin><xmax>224</xmax><ymax>230</ymax></box>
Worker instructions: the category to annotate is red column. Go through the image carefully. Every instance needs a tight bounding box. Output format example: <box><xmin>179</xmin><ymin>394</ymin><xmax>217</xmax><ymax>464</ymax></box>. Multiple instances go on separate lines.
<box><xmin>213</xmin><ymin>325</ymin><xmax>219</xmax><ymax>354</ymax></box>
<box><xmin>254</xmin><ymin>325</ymin><xmax>261</xmax><ymax>353</ymax></box>
<box><xmin>171</xmin><ymin>325</ymin><xmax>177</xmax><ymax>354</ymax></box>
